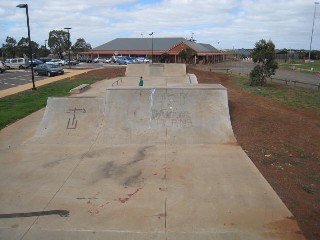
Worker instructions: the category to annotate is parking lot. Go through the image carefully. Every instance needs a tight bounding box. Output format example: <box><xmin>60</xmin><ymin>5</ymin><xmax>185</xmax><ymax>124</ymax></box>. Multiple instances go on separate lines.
<box><xmin>0</xmin><ymin>63</ymin><xmax>113</xmax><ymax>91</ymax></box>
<box><xmin>0</xmin><ymin>69</ymin><xmax>47</xmax><ymax>91</ymax></box>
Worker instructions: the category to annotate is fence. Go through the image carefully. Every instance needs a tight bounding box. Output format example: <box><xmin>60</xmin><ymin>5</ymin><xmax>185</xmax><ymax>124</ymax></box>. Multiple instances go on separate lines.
<box><xmin>209</xmin><ymin>68</ymin><xmax>320</xmax><ymax>91</ymax></box>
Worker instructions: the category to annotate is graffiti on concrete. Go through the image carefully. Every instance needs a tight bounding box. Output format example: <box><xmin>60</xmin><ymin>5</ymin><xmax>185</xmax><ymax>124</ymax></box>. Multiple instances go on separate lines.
<box><xmin>66</xmin><ymin>107</ymin><xmax>86</xmax><ymax>129</ymax></box>
<box><xmin>150</xmin><ymin>91</ymin><xmax>192</xmax><ymax>128</ymax></box>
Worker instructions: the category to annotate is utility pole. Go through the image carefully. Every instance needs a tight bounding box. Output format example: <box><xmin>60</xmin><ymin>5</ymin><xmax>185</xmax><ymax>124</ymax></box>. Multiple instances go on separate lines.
<box><xmin>308</xmin><ymin>2</ymin><xmax>319</xmax><ymax>63</ymax></box>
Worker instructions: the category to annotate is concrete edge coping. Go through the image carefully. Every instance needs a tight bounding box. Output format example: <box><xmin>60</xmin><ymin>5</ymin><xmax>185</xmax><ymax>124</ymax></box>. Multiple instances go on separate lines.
<box><xmin>69</xmin><ymin>84</ymin><xmax>91</xmax><ymax>94</ymax></box>
<box><xmin>107</xmin><ymin>84</ymin><xmax>226</xmax><ymax>90</ymax></box>
<box><xmin>187</xmin><ymin>73</ymin><xmax>198</xmax><ymax>84</ymax></box>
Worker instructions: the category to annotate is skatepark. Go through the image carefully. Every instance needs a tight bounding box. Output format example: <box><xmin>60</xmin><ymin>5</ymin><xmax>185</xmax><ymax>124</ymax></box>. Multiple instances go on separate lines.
<box><xmin>0</xmin><ymin>63</ymin><xmax>304</xmax><ymax>239</ymax></box>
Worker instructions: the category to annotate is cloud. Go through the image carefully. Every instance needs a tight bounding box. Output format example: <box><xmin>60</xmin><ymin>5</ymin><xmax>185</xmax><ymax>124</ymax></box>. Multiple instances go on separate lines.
<box><xmin>0</xmin><ymin>0</ymin><xmax>319</xmax><ymax>50</ymax></box>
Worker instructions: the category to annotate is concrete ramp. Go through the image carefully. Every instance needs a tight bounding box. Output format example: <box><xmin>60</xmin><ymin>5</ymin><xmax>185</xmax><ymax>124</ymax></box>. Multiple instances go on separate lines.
<box><xmin>31</xmin><ymin>97</ymin><xmax>105</xmax><ymax>144</ymax></box>
<box><xmin>125</xmin><ymin>64</ymin><xmax>186</xmax><ymax>77</ymax></box>
<box><xmin>149</xmin><ymin>64</ymin><xmax>165</xmax><ymax>76</ymax></box>
<box><xmin>100</xmin><ymin>85</ymin><xmax>235</xmax><ymax>145</ymax></box>
<box><xmin>125</xmin><ymin>64</ymin><xmax>150</xmax><ymax>77</ymax></box>
<box><xmin>31</xmin><ymin>85</ymin><xmax>234</xmax><ymax>145</ymax></box>
<box><xmin>163</xmin><ymin>63</ymin><xmax>186</xmax><ymax>76</ymax></box>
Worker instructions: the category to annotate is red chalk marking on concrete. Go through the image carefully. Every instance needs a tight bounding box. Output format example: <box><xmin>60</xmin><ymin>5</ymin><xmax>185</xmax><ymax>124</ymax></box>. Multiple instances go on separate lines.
<box><xmin>115</xmin><ymin>187</ymin><xmax>143</xmax><ymax>203</ymax></box>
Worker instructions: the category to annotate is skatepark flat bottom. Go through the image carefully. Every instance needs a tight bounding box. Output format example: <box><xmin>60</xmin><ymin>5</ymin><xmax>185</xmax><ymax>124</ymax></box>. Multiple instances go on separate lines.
<box><xmin>0</xmin><ymin>143</ymin><xmax>303</xmax><ymax>240</ymax></box>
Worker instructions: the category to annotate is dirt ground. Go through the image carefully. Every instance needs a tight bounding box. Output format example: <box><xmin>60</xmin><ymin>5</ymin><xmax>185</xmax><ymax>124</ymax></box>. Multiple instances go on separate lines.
<box><xmin>72</xmin><ymin>67</ymin><xmax>126</xmax><ymax>79</ymax></box>
<box><xmin>188</xmin><ymin>66</ymin><xmax>320</xmax><ymax>240</ymax></box>
<box><xmin>82</xmin><ymin>67</ymin><xmax>320</xmax><ymax>239</ymax></box>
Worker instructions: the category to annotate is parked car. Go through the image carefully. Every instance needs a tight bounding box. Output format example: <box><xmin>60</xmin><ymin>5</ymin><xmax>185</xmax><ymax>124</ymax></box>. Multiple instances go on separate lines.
<box><xmin>116</xmin><ymin>58</ymin><xmax>128</xmax><ymax>65</ymax></box>
<box><xmin>93</xmin><ymin>57</ymin><xmax>106</xmax><ymax>63</ymax></box>
<box><xmin>34</xmin><ymin>64</ymin><xmax>64</xmax><ymax>77</ymax></box>
<box><xmin>78</xmin><ymin>57</ymin><xmax>93</xmax><ymax>63</ymax></box>
<box><xmin>39</xmin><ymin>57</ymin><xmax>53</xmax><ymax>63</ymax></box>
<box><xmin>135</xmin><ymin>57</ymin><xmax>151</xmax><ymax>63</ymax></box>
<box><xmin>29</xmin><ymin>59</ymin><xmax>43</xmax><ymax>67</ymax></box>
<box><xmin>116</xmin><ymin>56</ymin><xmax>134</xmax><ymax>65</ymax></box>
<box><xmin>0</xmin><ymin>61</ymin><xmax>6</xmax><ymax>73</ymax></box>
<box><xmin>128</xmin><ymin>57</ymin><xmax>137</xmax><ymax>63</ymax></box>
<box><xmin>104</xmin><ymin>58</ymin><xmax>112</xmax><ymax>63</ymax></box>
<box><xmin>65</xmin><ymin>59</ymin><xmax>79</xmax><ymax>65</ymax></box>
<box><xmin>48</xmin><ymin>59</ymin><xmax>65</xmax><ymax>66</ymax></box>
<box><xmin>4</xmin><ymin>58</ymin><xmax>30</xmax><ymax>69</ymax></box>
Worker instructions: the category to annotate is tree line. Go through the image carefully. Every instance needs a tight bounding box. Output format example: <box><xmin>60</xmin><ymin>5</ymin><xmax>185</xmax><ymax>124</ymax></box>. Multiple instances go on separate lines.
<box><xmin>0</xmin><ymin>30</ymin><xmax>92</xmax><ymax>60</ymax></box>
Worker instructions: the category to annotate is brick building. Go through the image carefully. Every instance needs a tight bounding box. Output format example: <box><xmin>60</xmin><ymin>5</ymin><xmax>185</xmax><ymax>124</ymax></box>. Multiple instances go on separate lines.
<box><xmin>79</xmin><ymin>37</ymin><xmax>227</xmax><ymax>64</ymax></box>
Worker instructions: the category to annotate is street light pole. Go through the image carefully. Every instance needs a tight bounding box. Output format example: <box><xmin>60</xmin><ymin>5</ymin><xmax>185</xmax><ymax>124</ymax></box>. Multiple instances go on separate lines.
<box><xmin>45</xmin><ymin>40</ymin><xmax>47</xmax><ymax>49</ymax></box>
<box><xmin>149</xmin><ymin>32</ymin><xmax>154</xmax><ymax>63</ymax></box>
<box><xmin>309</xmin><ymin>2</ymin><xmax>319</xmax><ymax>63</ymax></box>
<box><xmin>16</xmin><ymin>3</ymin><xmax>36</xmax><ymax>90</ymax></box>
<box><xmin>64</xmin><ymin>27</ymin><xmax>72</xmax><ymax>69</ymax></box>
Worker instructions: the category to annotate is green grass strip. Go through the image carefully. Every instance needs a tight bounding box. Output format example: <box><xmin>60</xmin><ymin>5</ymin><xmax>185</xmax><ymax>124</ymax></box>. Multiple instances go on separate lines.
<box><xmin>280</xmin><ymin>62</ymin><xmax>320</xmax><ymax>72</ymax></box>
<box><xmin>232</xmin><ymin>75</ymin><xmax>320</xmax><ymax>109</ymax></box>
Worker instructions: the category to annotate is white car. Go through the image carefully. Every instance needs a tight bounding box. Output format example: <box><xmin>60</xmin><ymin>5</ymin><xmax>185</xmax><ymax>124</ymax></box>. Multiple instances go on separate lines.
<box><xmin>0</xmin><ymin>61</ymin><xmax>6</xmax><ymax>73</ymax></box>
<box><xmin>4</xmin><ymin>58</ymin><xmax>29</xmax><ymax>69</ymax></box>
<box><xmin>104</xmin><ymin>58</ymin><xmax>112</xmax><ymax>63</ymax></box>
<box><xmin>135</xmin><ymin>57</ymin><xmax>151</xmax><ymax>63</ymax></box>
<box><xmin>93</xmin><ymin>57</ymin><xmax>106</xmax><ymax>63</ymax></box>
<box><xmin>48</xmin><ymin>59</ymin><xmax>65</xmax><ymax>66</ymax></box>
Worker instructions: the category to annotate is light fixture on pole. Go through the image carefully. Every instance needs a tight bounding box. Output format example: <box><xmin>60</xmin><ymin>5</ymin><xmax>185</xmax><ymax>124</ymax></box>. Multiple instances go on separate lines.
<box><xmin>64</xmin><ymin>27</ymin><xmax>72</xmax><ymax>68</ymax></box>
<box><xmin>16</xmin><ymin>3</ymin><xmax>36</xmax><ymax>90</ymax></box>
<box><xmin>149</xmin><ymin>32</ymin><xmax>154</xmax><ymax>63</ymax></box>
<box><xmin>308</xmin><ymin>2</ymin><xmax>319</xmax><ymax>63</ymax></box>
<box><xmin>45</xmin><ymin>39</ymin><xmax>47</xmax><ymax>49</ymax></box>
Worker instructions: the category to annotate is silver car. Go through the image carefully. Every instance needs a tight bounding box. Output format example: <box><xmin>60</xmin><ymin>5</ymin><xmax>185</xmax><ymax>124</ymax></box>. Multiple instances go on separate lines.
<box><xmin>0</xmin><ymin>61</ymin><xmax>6</xmax><ymax>73</ymax></box>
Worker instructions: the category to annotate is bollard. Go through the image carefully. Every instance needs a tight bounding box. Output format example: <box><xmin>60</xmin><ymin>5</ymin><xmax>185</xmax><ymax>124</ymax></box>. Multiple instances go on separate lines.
<box><xmin>139</xmin><ymin>76</ymin><xmax>144</xmax><ymax>86</ymax></box>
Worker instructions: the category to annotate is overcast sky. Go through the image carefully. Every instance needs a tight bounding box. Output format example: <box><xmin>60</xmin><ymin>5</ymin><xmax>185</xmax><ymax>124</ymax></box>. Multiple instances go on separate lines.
<box><xmin>1</xmin><ymin>0</ymin><xmax>319</xmax><ymax>50</ymax></box>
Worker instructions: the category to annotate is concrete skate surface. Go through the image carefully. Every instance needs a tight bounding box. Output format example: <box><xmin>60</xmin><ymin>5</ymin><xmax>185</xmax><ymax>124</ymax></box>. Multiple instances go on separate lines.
<box><xmin>0</xmin><ymin>64</ymin><xmax>304</xmax><ymax>239</ymax></box>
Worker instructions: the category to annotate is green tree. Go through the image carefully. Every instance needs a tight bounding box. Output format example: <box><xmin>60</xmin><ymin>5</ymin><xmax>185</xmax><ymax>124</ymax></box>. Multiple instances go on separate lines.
<box><xmin>16</xmin><ymin>37</ymin><xmax>39</xmax><ymax>58</ymax></box>
<box><xmin>0</xmin><ymin>47</ymin><xmax>4</xmax><ymax>60</ymax></box>
<box><xmin>17</xmin><ymin>37</ymin><xmax>29</xmax><ymax>57</ymax></box>
<box><xmin>160</xmin><ymin>53</ymin><xmax>170</xmax><ymax>63</ymax></box>
<box><xmin>302</xmin><ymin>50</ymin><xmax>320</xmax><ymax>60</ymax></box>
<box><xmin>179</xmin><ymin>48</ymin><xmax>195</xmax><ymax>63</ymax></box>
<box><xmin>71</xmin><ymin>38</ymin><xmax>92</xmax><ymax>56</ymax></box>
<box><xmin>2</xmin><ymin>36</ymin><xmax>17</xmax><ymax>58</ymax></box>
<box><xmin>48</xmin><ymin>30</ymin><xmax>69</xmax><ymax>59</ymax></box>
<box><xmin>250</xmin><ymin>39</ymin><xmax>278</xmax><ymax>86</ymax></box>
<box><xmin>37</xmin><ymin>45</ymin><xmax>51</xmax><ymax>58</ymax></box>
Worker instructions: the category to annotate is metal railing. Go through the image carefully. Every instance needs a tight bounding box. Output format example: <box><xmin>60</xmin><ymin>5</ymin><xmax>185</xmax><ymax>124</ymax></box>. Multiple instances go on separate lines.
<box><xmin>111</xmin><ymin>78</ymin><xmax>122</xmax><ymax>87</ymax></box>
<box><xmin>269</xmin><ymin>76</ymin><xmax>320</xmax><ymax>90</ymax></box>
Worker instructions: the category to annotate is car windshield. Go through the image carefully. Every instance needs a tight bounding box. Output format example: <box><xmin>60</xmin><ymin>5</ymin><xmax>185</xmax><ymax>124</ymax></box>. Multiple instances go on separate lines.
<box><xmin>47</xmin><ymin>64</ymin><xmax>58</xmax><ymax>69</ymax></box>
